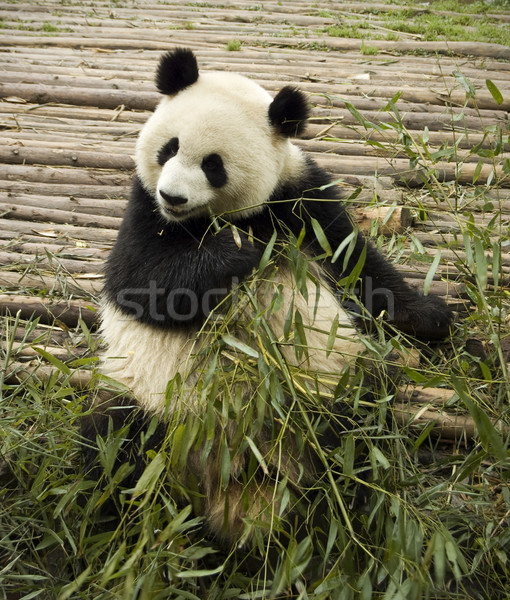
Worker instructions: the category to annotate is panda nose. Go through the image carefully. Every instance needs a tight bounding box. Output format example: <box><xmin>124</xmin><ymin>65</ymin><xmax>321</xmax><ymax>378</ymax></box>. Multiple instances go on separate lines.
<box><xmin>159</xmin><ymin>190</ymin><xmax>188</xmax><ymax>206</ymax></box>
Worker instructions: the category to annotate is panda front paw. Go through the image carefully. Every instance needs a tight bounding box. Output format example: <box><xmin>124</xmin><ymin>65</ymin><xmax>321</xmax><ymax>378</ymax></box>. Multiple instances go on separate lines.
<box><xmin>214</xmin><ymin>227</ymin><xmax>262</xmax><ymax>275</ymax></box>
<box><xmin>390</xmin><ymin>294</ymin><xmax>454</xmax><ymax>341</ymax></box>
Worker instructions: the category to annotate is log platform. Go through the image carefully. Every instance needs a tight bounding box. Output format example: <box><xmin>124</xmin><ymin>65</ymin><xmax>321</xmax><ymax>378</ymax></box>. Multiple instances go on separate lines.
<box><xmin>1</xmin><ymin>1</ymin><xmax>509</xmax><ymax>439</ymax></box>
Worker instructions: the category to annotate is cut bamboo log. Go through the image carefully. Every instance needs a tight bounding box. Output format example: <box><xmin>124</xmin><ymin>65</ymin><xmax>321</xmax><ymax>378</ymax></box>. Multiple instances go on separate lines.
<box><xmin>0</xmin><ymin>145</ymin><xmax>133</xmax><ymax>171</ymax></box>
<box><xmin>0</xmin><ymin>202</ymin><xmax>122</xmax><ymax>230</ymax></box>
<box><xmin>0</xmin><ymin>192</ymin><xmax>127</xmax><ymax>218</ymax></box>
<box><xmin>0</xmin><ymin>164</ymin><xmax>131</xmax><ymax>187</ymax></box>
<box><xmin>352</xmin><ymin>206</ymin><xmax>413</xmax><ymax>234</ymax></box>
<box><xmin>0</xmin><ymin>269</ymin><xmax>102</xmax><ymax>296</ymax></box>
<box><xmin>0</xmin><ymin>294</ymin><xmax>98</xmax><ymax>328</ymax></box>
<box><xmin>5</xmin><ymin>360</ymin><xmax>94</xmax><ymax>389</ymax></box>
<box><xmin>0</xmin><ymin>217</ymin><xmax>118</xmax><ymax>244</ymax></box>
<box><xmin>6</xmin><ymin>341</ymin><xmax>81</xmax><ymax>362</ymax></box>
<box><xmin>1</xmin><ymin>31</ymin><xmax>509</xmax><ymax>61</ymax></box>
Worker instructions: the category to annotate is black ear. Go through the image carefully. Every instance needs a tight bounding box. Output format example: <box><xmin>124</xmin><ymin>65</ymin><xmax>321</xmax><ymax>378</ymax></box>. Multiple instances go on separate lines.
<box><xmin>268</xmin><ymin>86</ymin><xmax>309</xmax><ymax>137</ymax></box>
<box><xmin>156</xmin><ymin>48</ymin><xmax>199</xmax><ymax>95</ymax></box>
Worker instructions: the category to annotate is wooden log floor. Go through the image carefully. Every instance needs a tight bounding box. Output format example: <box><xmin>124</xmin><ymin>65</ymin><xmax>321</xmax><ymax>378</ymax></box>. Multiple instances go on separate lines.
<box><xmin>1</xmin><ymin>0</ymin><xmax>509</xmax><ymax>438</ymax></box>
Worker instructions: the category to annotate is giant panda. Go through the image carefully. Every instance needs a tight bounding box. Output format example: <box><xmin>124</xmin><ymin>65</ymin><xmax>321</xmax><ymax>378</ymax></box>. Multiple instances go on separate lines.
<box><xmin>82</xmin><ymin>48</ymin><xmax>452</xmax><ymax>544</ymax></box>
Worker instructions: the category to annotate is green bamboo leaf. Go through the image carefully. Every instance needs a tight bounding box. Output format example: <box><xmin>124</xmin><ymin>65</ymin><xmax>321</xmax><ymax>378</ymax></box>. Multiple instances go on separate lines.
<box><xmin>492</xmin><ymin>240</ymin><xmax>500</xmax><ymax>291</ymax></box>
<box><xmin>485</xmin><ymin>79</ymin><xmax>504</xmax><ymax>105</ymax></box>
<box><xmin>295</xmin><ymin>225</ymin><xmax>306</xmax><ymax>249</ymax></box>
<box><xmin>472</xmin><ymin>158</ymin><xmax>484</xmax><ymax>184</ymax></box>
<box><xmin>331</xmin><ymin>229</ymin><xmax>357</xmax><ymax>264</ymax></box>
<box><xmin>293</xmin><ymin>309</ymin><xmax>307</xmax><ymax>361</ymax></box>
<box><xmin>473</xmin><ymin>237</ymin><xmax>487</xmax><ymax>290</ymax></box>
<box><xmin>222</xmin><ymin>334</ymin><xmax>259</xmax><ymax>359</ymax></box>
<box><xmin>343</xmin><ymin>434</ymin><xmax>354</xmax><ymax>476</ymax></box>
<box><xmin>324</xmin><ymin>519</ymin><xmax>339</xmax><ymax>565</ymax></box>
<box><xmin>219</xmin><ymin>437</ymin><xmax>231</xmax><ymax>490</ymax></box>
<box><xmin>132</xmin><ymin>452</ymin><xmax>165</xmax><ymax>498</ymax></box>
<box><xmin>58</xmin><ymin>566</ymin><xmax>93</xmax><ymax>600</ymax></box>
<box><xmin>178</xmin><ymin>564</ymin><xmax>224</xmax><ymax>578</ymax></box>
<box><xmin>33</xmin><ymin>347</ymin><xmax>70</xmax><ymax>375</ymax></box>
<box><xmin>158</xmin><ymin>588</ymin><xmax>201</xmax><ymax>600</ymax></box>
<box><xmin>258</xmin><ymin>229</ymin><xmax>277</xmax><ymax>272</ymax></box>
<box><xmin>453</xmin><ymin>71</ymin><xmax>475</xmax><ymax>99</ymax></box>
<box><xmin>371</xmin><ymin>446</ymin><xmax>390</xmax><ymax>470</ymax></box>
<box><xmin>424</xmin><ymin>250</ymin><xmax>441</xmax><ymax>296</ymax></box>
<box><xmin>345</xmin><ymin>101</ymin><xmax>368</xmax><ymax>127</ymax></box>
<box><xmin>245</xmin><ymin>435</ymin><xmax>269</xmax><ymax>475</ymax></box>
<box><xmin>341</xmin><ymin>243</ymin><xmax>367</xmax><ymax>286</ymax></box>
<box><xmin>326</xmin><ymin>313</ymin><xmax>339</xmax><ymax>357</ymax></box>
<box><xmin>433</xmin><ymin>531</ymin><xmax>446</xmax><ymax>584</ymax></box>
<box><xmin>310</xmin><ymin>217</ymin><xmax>332</xmax><ymax>256</ymax></box>
<box><xmin>452</xmin><ymin>376</ymin><xmax>506</xmax><ymax>461</ymax></box>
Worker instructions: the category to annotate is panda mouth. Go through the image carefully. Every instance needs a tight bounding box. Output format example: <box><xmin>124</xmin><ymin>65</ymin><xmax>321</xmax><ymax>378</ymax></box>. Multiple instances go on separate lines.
<box><xmin>160</xmin><ymin>203</ymin><xmax>204</xmax><ymax>221</ymax></box>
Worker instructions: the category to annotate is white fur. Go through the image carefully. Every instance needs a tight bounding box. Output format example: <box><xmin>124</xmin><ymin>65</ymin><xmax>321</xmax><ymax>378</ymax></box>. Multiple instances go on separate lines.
<box><xmin>136</xmin><ymin>71</ymin><xmax>307</xmax><ymax>223</ymax></box>
<box><xmin>99</xmin><ymin>264</ymin><xmax>364</xmax><ymax>416</ymax></box>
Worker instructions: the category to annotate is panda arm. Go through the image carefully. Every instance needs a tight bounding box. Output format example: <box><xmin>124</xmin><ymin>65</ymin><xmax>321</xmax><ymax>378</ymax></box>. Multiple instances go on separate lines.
<box><xmin>104</xmin><ymin>186</ymin><xmax>261</xmax><ymax>326</ymax></box>
<box><xmin>270</xmin><ymin>167</ymin><xmax>452</xmax><ymax>340</ymax></box>
<box><xmin>307</xmin><ymin>201</ymin><xmax>453</xmax><ymax>340</ymax></box>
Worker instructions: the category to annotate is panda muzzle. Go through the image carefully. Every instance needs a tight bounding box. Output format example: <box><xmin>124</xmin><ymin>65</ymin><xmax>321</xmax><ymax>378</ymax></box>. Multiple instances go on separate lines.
<box><xmin>159</xmin><ymin>190</ymin><xmax>188</xmax><ymax>207</ymax></box>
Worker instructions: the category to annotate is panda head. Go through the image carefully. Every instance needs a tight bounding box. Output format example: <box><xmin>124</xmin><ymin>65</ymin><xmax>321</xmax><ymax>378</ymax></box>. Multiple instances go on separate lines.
<box><xmin>135</xmin><ymin>48</ymin><xmax>310</xmax><ymax>223</ymax></box>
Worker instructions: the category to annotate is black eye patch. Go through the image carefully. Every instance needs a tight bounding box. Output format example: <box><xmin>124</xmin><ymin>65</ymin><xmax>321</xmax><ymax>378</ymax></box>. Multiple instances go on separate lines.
<box><xmin>157</xmin><ymin>137</ymin><xmax>179</xmax><ymax>166</ymax></box>
<box><xmin>201</xmin><ymin>153</ymin><xmax>227</xmax><ymax>188</ymax></box>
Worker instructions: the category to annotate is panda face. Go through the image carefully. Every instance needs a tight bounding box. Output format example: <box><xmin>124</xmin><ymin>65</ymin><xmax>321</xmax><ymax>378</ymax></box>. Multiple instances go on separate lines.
<box><xmin>135</xmin><ymin>65</ymin><xmax>309</xmax><ymax>223</ymax></box>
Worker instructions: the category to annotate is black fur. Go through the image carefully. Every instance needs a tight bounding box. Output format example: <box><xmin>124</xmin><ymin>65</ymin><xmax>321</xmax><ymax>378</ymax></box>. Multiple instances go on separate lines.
<box><xmin>201</xmin><ymin>153</ymin><xmax>227</xmax><ymax>188</ymax></box>
<box><xmin>156</xmin><ymin>48</ymin><xmax>199</xmax><ymax>96</ymax></box>
<box><xmin>269</xmin><ymin>86</ymin><xmax>310</xmax><ymax>137</ymax></box>
<box><xmin>104</xmin><ymin>157</ymin><xmax>453</xmax><ymax>339</ymax></box>
<box><xmin>157</xmin><ymin>137</ymin><xmax>179</xmax><ymax>166</ymax></box>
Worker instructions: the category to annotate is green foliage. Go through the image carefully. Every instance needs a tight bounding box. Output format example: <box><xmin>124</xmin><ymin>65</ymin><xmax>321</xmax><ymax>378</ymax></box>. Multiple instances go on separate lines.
<box><xmin>360</xmin><ymin>41</ymin><xmax>379</xmax><ymax>56</ymax></box>
<box><xmin>226</xmin><ymin>39</ymin><xmax>241</xmax><ymax>51</ymax></box>
<box><xmin>322</xmin><ymin>1</ymin><xmax>510</xmax><ymax>47</ymax></box>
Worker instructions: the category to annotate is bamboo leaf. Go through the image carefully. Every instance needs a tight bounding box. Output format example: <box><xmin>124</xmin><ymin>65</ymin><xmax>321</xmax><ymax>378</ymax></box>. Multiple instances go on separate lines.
<box><xmin>472</xmin><ymin>158</ymin><xmax>484</xmax><ymax>184</ymax></box>
<box><xmin>326</xmin><ymin>313</ymin><xmax>339</xmax><ymax>357</ymax></box>
<box><xmin>222</xmin><ymin>334</ymin><xmax>259</xmax><ymax>359</ymax></box>
<box><xmin>452</xmin><ymin>376</ymin><xmax>506</xmax><ymax>461</ymax></box>
<box><xmin>331</xmin><ymin>229</ymin><xmax>357</xmax><ymax>265</ymax></box>
<box><xmin>219</xmin><ymin>437</ymin><xmax>231</xmax><ymax>490</ymax></box>
<box><xmin>245</xmin><ymin>435</ymin><xmax>269</xmax><ymax>475</ymax></box>
<box><xmin>132</xmin><ymin>452</ymin><xmax>166</xmax><ymax>498</ymax></box>
<box><xmin>424</xmin><ymin>250</ymin><xmax>441</xmax><ymax>296</ymax></box>
<box><xmin>258</xmin><ymin>229</ymin><xmax>277</xmax><ymax>272</ymax></box>
<box><xmin>473</xmin><ymin>237</ymin><xmax>487</xmax><ymax>290</ymax></box>
<box><xmin>178</xmin><ymin>564</ymin><xmax>224</xmax><ymax>578</ymax></box>
<box><xmin>33</xmin><ymin>347</ymin><xmax>70</xmax><ymax>375</ymax></box>
<box><xmin>310</xmin><ymin>217</ymin><xmax>332</xmax><ymax>256</ymax></box>
<box><xmin>485</xmin><ymin>79</ymin><xmax>504</xmax><ymax>105</ymax></box>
